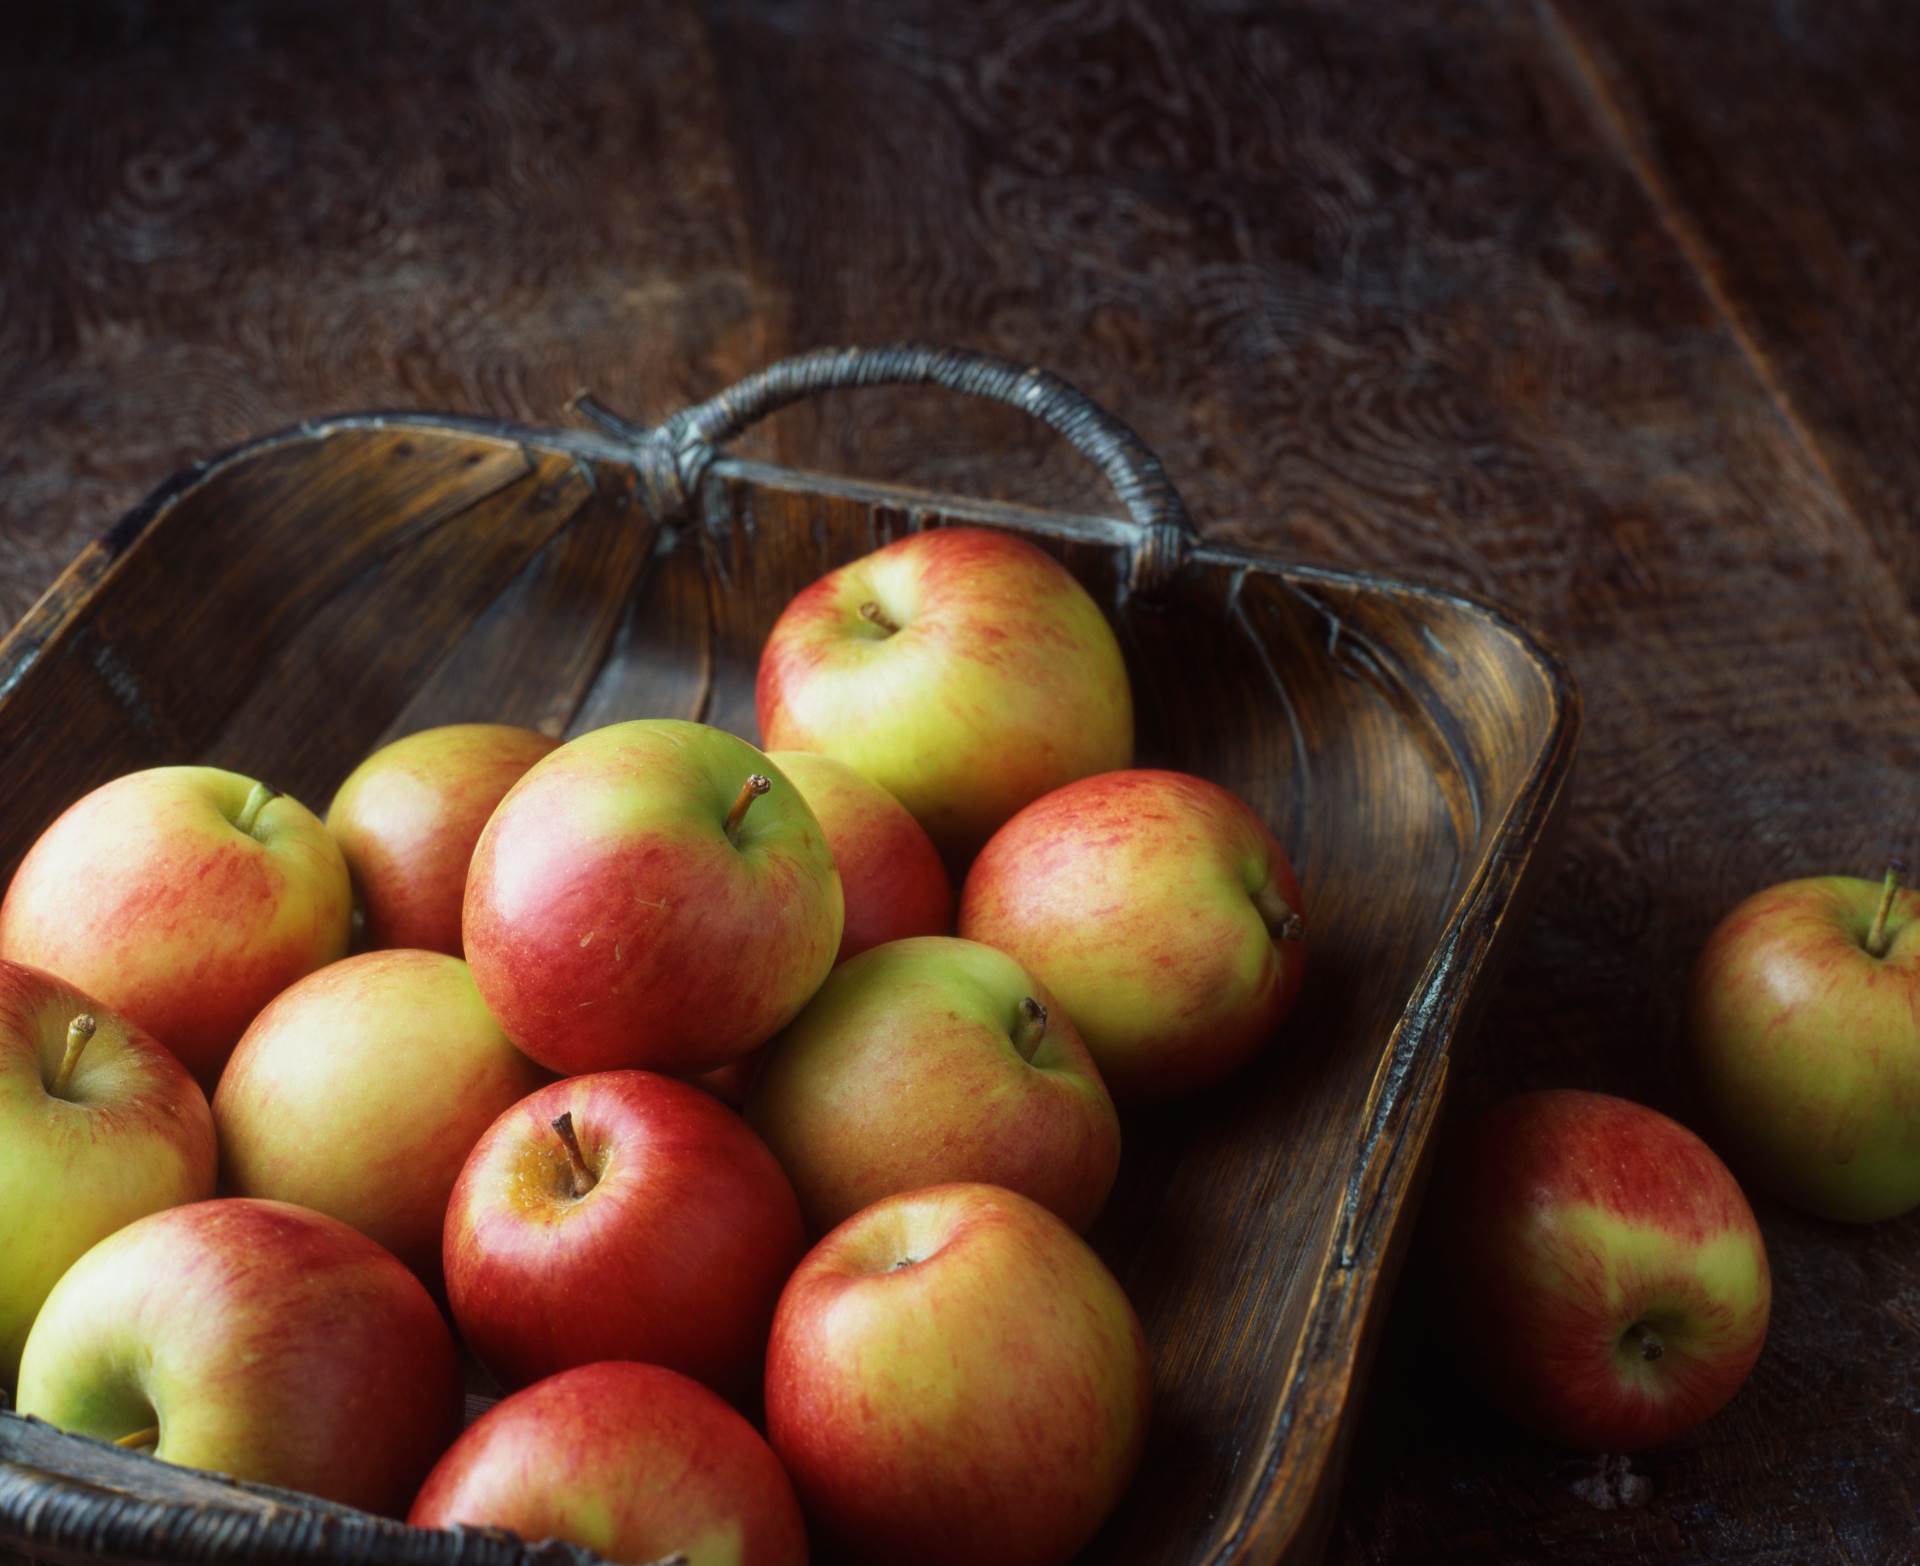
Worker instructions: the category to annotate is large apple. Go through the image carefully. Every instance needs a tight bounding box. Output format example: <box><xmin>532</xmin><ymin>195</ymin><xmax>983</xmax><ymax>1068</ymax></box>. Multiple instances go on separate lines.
<box><xmin>0</xmin><ymin>960</ymin><xmax>216</xmax><ymax>1387</ymax></box>
<box><xmin>766</xmin><ymin>1183</ymin><xmax>1150</xmax><ymax>1566</ymax></box>
<box><xmin>16</xmin><ymin>1198</ymin><xmax>460</xmax><ymax>1514</ymax></box>
<box><xmin>1685</xmin><ymin>864</ymin><xmax>1920</xmax><ymax>1222</ymax></box>
<box><xmin>746</xmin><ymin>937</ymin><xmax>1120</xmax><ymax>1233</ymax></box>
<box><xmin>463</xmin><ymin>720</ymin><xmax>842</xmax><ymax>1076</ymax></box>
<box><xmin>326</xmin><ymin>722</ymin><xmax>558</xmax><ymax>955</ymax></box>
<box><xmin>0</xmin><ymin>767</ymin><xmax>351</xmax><ymax>1087</ymax></box>
<box><xmin>213</xmin><ymin>950</ymin><xmax>548</xmax><ymax>1277</ymax></box>
<box><xmin>1436</xmin><ymin>1090</ymin><xmax>1771</xmax><ymax>1451</ymax></box>
<box><xmin>410</xmin><ymin>1361</ymin><xmax>807</xmax><ymax>1566</ymax></box>
<box><xmin>445</xmin><ymin>1070</ymin><xmax>805</xmax><ymax>1400</ymax></box>
<box><xmin>755</xmin><ymin>526</ymin><xmax>1133</xmax><ymax>859</ymax></box>
<box><xmin>959</xmin><ymin>769</ymin><xmax>1305</xmax><ymax>1099</ymax></box>
<box><xmin>767</xmin><ymin>750</ymin><xmax>951</xmax><ymax>961</ymax></box>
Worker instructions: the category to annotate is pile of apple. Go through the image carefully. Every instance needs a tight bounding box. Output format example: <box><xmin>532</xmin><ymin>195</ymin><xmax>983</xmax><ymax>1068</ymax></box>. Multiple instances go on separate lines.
<box><xmin>0</xmin><ymin>527</ymin><xmax>1312</xmax><ymax>1566</ymax></box>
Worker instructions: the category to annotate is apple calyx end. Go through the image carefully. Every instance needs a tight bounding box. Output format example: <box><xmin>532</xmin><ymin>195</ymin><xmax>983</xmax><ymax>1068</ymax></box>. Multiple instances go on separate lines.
<box><xmin>1010</xmin><ymin>996</ymin><xmax>1049</xmax><ymax>1061</ymax></box>
<box><xmin>1252</xmin><ymin>881</ymin><xmax>1305</xmax><ymax>942</ymax></box>
<box><xmin>550</xmin><ymin>1111</ymin><xmax>598</xmax><ymax>1198</ymax></box>
<box><xmin>232</xmin><ymin>780</ymin><xmax>281</xmax><ymax>838</ymax></box>
<box><xmin>1622</xmin><ymin>1322</ymin><xmax>1664</xmax><ymax>1362</ymax></box>
<box><xmin>858</xmin><ymin>599</ymin><xmax>900</xmax><ymax>636</ymax></box>
<box><xmin>1865</xmin><ymin>859</ymin><xmax>1906</xmax><ymax>959</ymax></box>
<box><xmin>724</xmin><ymin>773</ymin><xmax>773</xmax><ymax>842</ymax></box>
<box><xmin>48</xmin><ymin>1013</ymin><xmax>97</xmax><ymax>1097</ymax></box>
<box><xmin>113</xmin><ymin>1424</ymin><xmax>160</xmax><ymax>1452</ymax></box>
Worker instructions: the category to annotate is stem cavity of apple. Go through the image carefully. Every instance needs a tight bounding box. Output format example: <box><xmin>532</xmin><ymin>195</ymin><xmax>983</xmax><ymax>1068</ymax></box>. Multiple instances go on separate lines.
<box><xmin>551</xmin><ymin>1111</ymin><xmax>598</xmax><ymax>1198</ymax></box>
<box><xmin>1252</xmin><ymin>881</ymin><xmax>1306</xmax><ymax>943</ymax></box>
<box><xmin>1622</xmin><ymin>1322</ymin><xmax>1665</xmax><ymax>1362</ymax></box>
<box><xmin>232</xmin><ymin>780</ymin><xmax>280</xmax><ymax>838</ymax></box>
<box><xmin>1866</xmin><ymin>859</ymin><xmax>1907</xmax><ymax>959</ymax></box>
<box><xmin>48</xmin><ymin>1013</ymin><xmax>97</xmax><ymax>1097</ymax></box>
<box><xmin>114</xmin><ymin>1424</ymin><xmax>160</xmax><ymax>1451</ymax></box>
<box><xmin>1011</xmin><ymin>997</ymin><xmax>1049</xmax><ymax>1061</ymax></box>
<box><xmin>859</xmin><ymin>600</ymin><xmax>900</xmax><ymax>636</ymax></box>
<box><xmin>724</xmin><ymin>774</ymin><xmax>773</xmax><ymax>843</ymax></box>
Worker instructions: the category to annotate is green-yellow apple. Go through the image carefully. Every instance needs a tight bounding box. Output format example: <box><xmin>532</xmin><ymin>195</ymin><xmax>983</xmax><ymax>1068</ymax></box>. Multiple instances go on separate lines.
<box><xmin>1436</xmin><ymin>1090</ymin><xmax>1771</xmax><ymax>1451</ymax></box>
<box><xmin>326</xmin><ymin>723</ymin><xmax>558</xmax><ymax>955</ymax></box>
<box><xmin>16</xmin><ymin>1198</ymin><xmax>460</xmax><ymax>1514</ymax></box>
<box><xmin>444</xmin><ymin>1070</ymin><xmax>805</xmax><ymax>1400</ymax></box>
<box><xmin>1685</xmin><ymin>863</ymin><xmax>1920</xmax><ymax>1222</ymax></box>
<box><xmin>767</xmin><ymin>750</ymin><xmax>951</xmax><ymax>961</ymax></box>
<box><xmin>755</xmin><ymin>527</ymin><xmax>1133</xmax><ymax>859</ymax></box>
<box><xmin>0</xmin><ymin>767</ymin><xmax>351</xmax><ymax>1088</ymax></box>
<box><xmin>213</xmin><ymin>950</ymin><xmax>548</xmax><ymax>1277</ymax></box>
<box><xmin>746</xmin><ymin>937</ymin><xmax>1119</xmax><ymax>1233</ymax></box>
<box><xmin>765</xmin><ymin>1183</ymin><xmax>1150</xmax><ymax>1566</ymax></box>
<box><xmin>409</xmin><ymin>1361</ymin><xmax>807</xmax><ymax>1566</ymax></box>
<box><xmin>0</xmin><ymin>960</ymin><xmax>216</xmax><ymax>1388</ymax></box>
<box><xmin>958</xmin><ymin>769</ymin><xmax>1305</xmax><ymax>1099</ymax></box>
<box><xmin>463</xmin><ymin>720</ymin><xmax>842</xmax><ymax>1075</ymax></box>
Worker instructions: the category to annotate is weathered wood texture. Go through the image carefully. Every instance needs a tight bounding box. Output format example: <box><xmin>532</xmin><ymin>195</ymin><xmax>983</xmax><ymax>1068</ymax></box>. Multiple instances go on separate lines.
<box><xmin>3</xmin><ymin>0</ymin><xmax>1917</xmax><ymax>1561</ymax></box>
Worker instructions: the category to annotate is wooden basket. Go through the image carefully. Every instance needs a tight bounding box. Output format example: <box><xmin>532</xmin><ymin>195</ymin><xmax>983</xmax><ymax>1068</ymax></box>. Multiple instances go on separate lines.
<box><xmin>0</xmin><ymin>345</ymin><xmax>1579</xmax><ymax>1565</ymax></box>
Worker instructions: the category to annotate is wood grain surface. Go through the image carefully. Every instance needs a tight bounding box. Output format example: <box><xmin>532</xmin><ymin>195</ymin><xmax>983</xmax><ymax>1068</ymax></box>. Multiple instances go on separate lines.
<box><xmin>3</xmin><ymin>2</ymin><xmax>1916</xmax><ymax>1562</ymax></box>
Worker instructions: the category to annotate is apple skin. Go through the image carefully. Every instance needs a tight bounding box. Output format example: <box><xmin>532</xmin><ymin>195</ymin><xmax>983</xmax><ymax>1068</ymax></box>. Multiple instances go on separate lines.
<box><xmin>16</xmin><ymin>1197</ymin><xmax>460</xmax><ymax>1515</ymax></box>
<box><xmin>765</xmin><ymin>1182</ymin><xmax>1150</xmax><ymax>1566</ymax></box>
<box><xmin>444</xmin><ymin>1070</ymin><xmax>806</xmax><ymax>1401</ymax></box>
<box><xmin>746</xmin><ymin>937</ymin><xmax>1120</xmax><ymax>1234</ymax></box>
<box><xmin>213</xmin><ymin>950</ymin><xmax>548</xmax><ymax>1278</ymax></box>
<box><xmin>410</xmin><ymin>1361</ymin><xmax>808</xmax><ymax>1566</ymax></box>
<box><xmin>0</xmin><ymin>767</ymin><xmax>351</xmax><ymax>1088</ymax></box>
<box><xmin>1684</xmin><ymin>874</ymin><xmax>1920</xmax><ymax>1222</ymax></box>
<box><xmin>767</xmin><ymin>750</ymin><xmax>952</xmax><ymax>962</ymax></box>
<box><xmin>0</xmin><ymin>960</ymin><xmax>216</xmax><ymax>1387</ymax></box>
<box><xmin>326</xmin><ymin>723</ymin><xmax>558</xmax><ymax>955</ymax></box>
<box><xmin>1435</xmin><ymin>1090</ymin><xmax>1771</xmax><ymax>1452</ymax></box>
<box><xmin>463</xmin><ymin>720</ymin><xmax>843</xmax><ymax>1076</ymax></box>
<box><xmin>755</xmin><ymin>527</ymin><xmax>1133</xmax><ymax>860</ymax></box>
<box><xmin>958</xmin><ymin>769</ymin><xmax>1305</xmax><ymax>1100</ymax></box>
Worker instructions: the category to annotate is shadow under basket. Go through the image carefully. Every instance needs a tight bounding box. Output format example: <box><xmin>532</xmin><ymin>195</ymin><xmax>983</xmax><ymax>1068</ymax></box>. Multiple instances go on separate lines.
<box><xmin>0</xmin><ymin>346</ymin><xmax>1579</xmax><ymax>1566</ymax></box>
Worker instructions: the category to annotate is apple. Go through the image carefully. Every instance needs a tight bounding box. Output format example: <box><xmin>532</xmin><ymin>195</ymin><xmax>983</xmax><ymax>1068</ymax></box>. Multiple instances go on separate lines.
<box><xmin>1685</xmin><ymin>862</ymin><xmax>1920</xmax><ymax>1222</ymax></box>
<box><xmin>409</xmin><ymin>1361</ymin><xmax>807</xmax><ymax>1566</ymax></box>
<box><xmin>326</xmin><ymin>723</ymin><xmax>558</xmax><ymax>955</ymax></box>
<box><xmin>746</xmin><ymin>937</ymin><xmax>1120</xmax><ymax>1233</ymax></box>
<box><xmin>958</xmin><ymin>769</ymin><xmax>1306</xmax><ymax>1099</ymax></box>
<box><xmin>463</xmin><ymin>720</ymin><xmax>842</xmax><ymax>1076</ymax></box>
<box><xmin>766</xmin><ymin>1182</ymin><xmax>1150</xmax><ymax>1566</ymax></box>
<box><xmin>755</xmin><ymin>526</ymin><xmax>1133</xmax><ymax>859</ymax></box>
<box><xmin>0</xmin><ymin>960</ymin><xmax>216</xmax><ymax>1387</ymax></box>
<box><xmin>1435</xmin><ymin>1089</ymin><xmax>1771</xmax><ymax>1451</ymax></box>
<box><xmin>0</xmin><ymin>767</ymin><xmax>351</xmax><ymax>1088</ymax></box>
<box><xmin>213</xmin><ymin>950</ymin><xmax>548</xmax><ymax>1277</ymax></box>
<box><xmin>444</xmin><ymin>1070</ymin><xmax>805</xmax><ymax>1400</ymax></box>
<box><xmin>16</xmin><ymin>1197</ymin><xmax>460</xmax><ymax>1514</ymax></box>
<box><xmin>767</xmin><ymin>750</ymin><xmax>951</xmax><ymax>961</ymax></box>
<box><xmin>687</xmin><ymin>1050</ymin><xmax>761</xmax><ymax>1109</ymax></box>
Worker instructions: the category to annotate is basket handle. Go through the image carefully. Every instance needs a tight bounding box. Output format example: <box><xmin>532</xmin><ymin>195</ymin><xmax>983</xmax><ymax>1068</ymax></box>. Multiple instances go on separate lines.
<box><xmin>609</xmin><ymin>344</ymin><xmax>1197</xmax><ymax>598</ymax></box>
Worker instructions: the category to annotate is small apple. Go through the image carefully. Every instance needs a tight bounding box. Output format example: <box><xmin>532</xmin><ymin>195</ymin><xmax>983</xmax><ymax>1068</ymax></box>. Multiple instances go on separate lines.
<box><xmin>409</xmin><ymin>1361</ymin><xmax>807</xmax><ymax>1566</ymax></box>
<box><xmin>213</xmin><ymin>950</ymin><xmax>548</xmax><ymax>1277</ymax></box>
<box><xmin>463</xmin><ymin>720</ymin><xmax>842</xmax><ymax>1076</ymax></box>
<box><xmin>766</xmin><ymin>1183</ymin><xmax>1150</xmax><ymax>1566</ymax></box>
<box><xmin>326</xmin><ymin>723</ymin><xmax>558</xmax><ymax>955</ymax></box>
<box><xmin>746</xmin><ymin>937</ymin><xmax>1120</xmax><ymax>1233</ymax></box>
<box><xmin>16</xmin><ymin>1198</ymin><xmax>460</xmax><ymax>1514</ymax></box>
<box><xmin>755</xmin><ymin>526</ymin><xmax>1133</xmax><ymax>859</ymax></box>
<box><xmin>767</xmin><ymin>750</ymin><xmax>951</xmax><ymax>961</ymax></box>
<box><xmin>0</xmin><ymin>960</ymin><xmax>216</xmax><ymax>1387</ymax></box>
<box><xmin>0</xmin><ymin>767</ymin><xmax>351</xmax><ymax>1087</ymax></box>
<box><xmin>445</xmin><ymin>1070</ymin><xmax>805</xmax><ymax>1400</ymax></box>
<box><xmin>1685</xmin><ymin>862</ymin><xmax>1920</xmax><ymax>1222</ymax></box>
<box><xmin>959</xmin><ymin>769</ymin><xmax>1305</xmax><ymax>1099</ymax></box>
<box><xmin>1435</xmin><ymin>1089</ymin><xmax>1771</xmax><ymax>1451</ymax></box>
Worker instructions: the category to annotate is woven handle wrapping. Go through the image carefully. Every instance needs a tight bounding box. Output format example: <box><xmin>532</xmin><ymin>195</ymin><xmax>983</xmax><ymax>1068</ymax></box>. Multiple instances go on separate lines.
<box><xmin>613</xmin><ymin>344</ymin><xmax>1197</xmax><ymax>598</ymax></box>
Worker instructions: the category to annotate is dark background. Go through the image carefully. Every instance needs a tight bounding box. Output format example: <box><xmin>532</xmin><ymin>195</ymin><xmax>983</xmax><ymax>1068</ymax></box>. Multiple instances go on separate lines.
<box><xmin>4</xmin><ymin>2</ymin><xmax>1918</xmax><ymax>1560</ymax></box>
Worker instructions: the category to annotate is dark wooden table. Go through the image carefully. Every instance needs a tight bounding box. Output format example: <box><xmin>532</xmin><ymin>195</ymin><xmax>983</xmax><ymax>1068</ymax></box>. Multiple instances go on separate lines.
<box><xmin>5</xmin><ymin>2</ymin><xmax>1917</xmax><ymax>1560</ymax></box>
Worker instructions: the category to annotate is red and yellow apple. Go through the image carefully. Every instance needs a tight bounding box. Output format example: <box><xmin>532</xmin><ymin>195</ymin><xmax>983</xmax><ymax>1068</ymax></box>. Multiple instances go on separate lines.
<box><xmin>1435</xmin><ymin>1089</ymin><xmax>1771</xmax><ymax>1451</ymax></box>
<box><xmin>463</xmin><ymin>720</ymin><xmax>842</xmax><ymax>1076</ymax></box>
<box><xmin>0</xmin><ymin>767</ymin><xmax>351</xmax><ymax>1087</ymax></box>
<box><xmin>410</xmin><ymin>1361</ymin><xmax>807</xmax><ymax>1566</ymax></box>
<box><xmin>213</xmin><ymin>950</ymin><xmax>548</xmax><ymax>1277</ymax></box>
<box><xmin>747</xmin><ymin>937</ymin><xmax>1119</xmax><ymax>1233</ymax></box>
<box><xmin>755</xmin><ymin>527</ymin><xmax>1133</xmax><ymax>859</ymax></box>
<box><xmin>326</xmin><ymin>722</ymin><xmax>557</xmax><ymax>955</ymax></box>
<box><xmin>959</xmin><ymin>769</ymin><xmax>1305</xmax><ymax>1099</ymax></box>
<box><xmin>0</xmin><ymin>961</ymin><xmax>216</xmax><ymax>1387</ymax></box>
<box><xmin>766</xmin><ymin>1183</ymin><xmax>1150</xmax><ymax>1566</ymax></box>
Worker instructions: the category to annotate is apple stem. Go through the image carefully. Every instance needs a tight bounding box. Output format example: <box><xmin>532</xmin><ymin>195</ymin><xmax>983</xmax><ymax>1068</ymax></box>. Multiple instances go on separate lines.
<box><xmin>858</xmin><ymin>600</ymin><xmax>900</xmax><ymax>635</ymax></box>
<box><xmin>1866</xmin><ymin>859</ymin><xmax>1906</xmax><ymax>959</ymax></box>
<box><xmin>48</xmin><ymin>1014</ymin><xmax>97</xmax><ymax>1097</ymax></box>
<box><xmin>114</xmin><ymin>1425</ymin><xmax>159</xmax><ymax>1451</ymax></box>
<box><xmin>551</xmin><ymin>1111</ymin><xmax>597</xmax><ymax>1198</ymax></box>
<box><xmin>232</xmin><ymin>780</ymin><xmax>279</xmax><ymax>837</ymax></box>
<box><xmin>1623</xmin><ymin>1322</ymin><xmax>1665</xmax><ymax>1362</ymax></box>
<box><xmin>724</xmin><ymin>774</ymin><xmax>773</xmax><ymax>842</ymax></box>
<box><xmin>1253</xmin><ymin>881</ymin><xmax>1305</xmax><ymax>942</ymax></box>
<box><xmin>1011</xmin><ymin>997</ymin><xmax>1048</xmax><ymax>1061</ymax></box>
